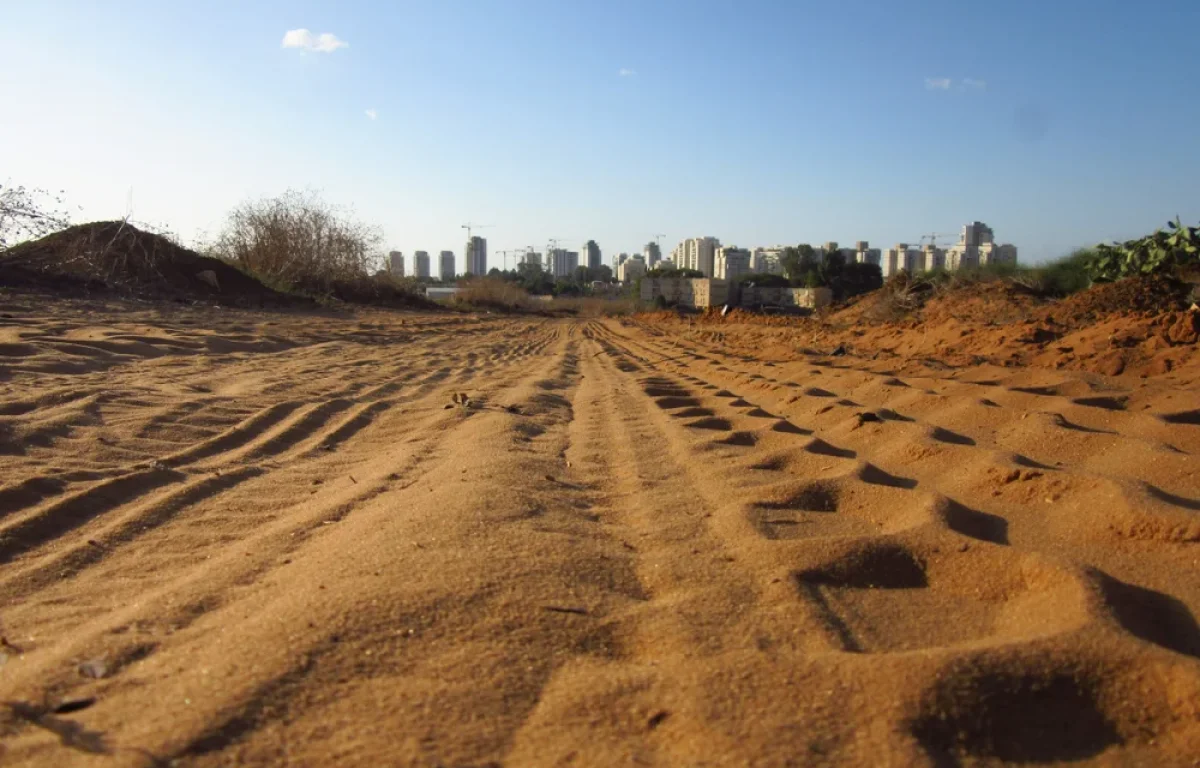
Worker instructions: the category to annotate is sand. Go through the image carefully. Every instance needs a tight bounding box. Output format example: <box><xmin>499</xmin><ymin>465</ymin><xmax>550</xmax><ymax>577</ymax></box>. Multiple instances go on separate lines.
<box><xmin>1</xmin><ymin>293</ymin><xmax>1200</xmax><ymax>766</ymax></box>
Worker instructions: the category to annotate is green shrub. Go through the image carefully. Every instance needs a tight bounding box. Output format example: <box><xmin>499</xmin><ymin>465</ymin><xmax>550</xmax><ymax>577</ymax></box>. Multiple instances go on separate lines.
<box><xmin>735</xmin><ymin>273</ymin><xmax>789</xmax><ymax>287</ymax></box>
<box><xmin>1084</xmin><ymin>219</ymin><xmax>1199</xmax><ymax>282</ymax></box>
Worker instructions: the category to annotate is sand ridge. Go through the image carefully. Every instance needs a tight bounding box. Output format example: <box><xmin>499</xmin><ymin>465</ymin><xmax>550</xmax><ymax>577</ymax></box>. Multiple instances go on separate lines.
<box><xmin>1</xmin><ymin>296</ymin><xmax>1199</xmax><ymax>765</ymax></box>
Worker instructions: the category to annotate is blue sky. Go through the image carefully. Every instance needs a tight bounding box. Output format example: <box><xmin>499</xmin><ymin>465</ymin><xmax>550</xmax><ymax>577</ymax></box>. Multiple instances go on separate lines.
<box><xmin>4</xmin><ymin>0</ymin><xmax>1199</xmax><ymax>269</ymax></box>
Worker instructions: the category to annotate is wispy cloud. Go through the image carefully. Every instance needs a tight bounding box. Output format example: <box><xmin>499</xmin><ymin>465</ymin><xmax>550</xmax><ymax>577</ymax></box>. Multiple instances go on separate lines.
<box><xmin>364</xmin><ymin>108</ymin><xmax>377</xmax><ymax>121</ymax></box>
<box><xmin>925</xmin><ymin>77</ymin><xmax>952</xmax><ymax>90</ymax></box>
<box><xmin>618</xmin><ymin>68</ymin><xmax>637</xmax><ymax>77</ymax></box>
<box><xmin>962</xmin><ymin>78</ymin><xmax>987</xmax><ymax>90</ymax></box>
<box><xmin>282</xmin><ymin>29</ymin><xmax>348</xmax><ymax>53</ymax></box>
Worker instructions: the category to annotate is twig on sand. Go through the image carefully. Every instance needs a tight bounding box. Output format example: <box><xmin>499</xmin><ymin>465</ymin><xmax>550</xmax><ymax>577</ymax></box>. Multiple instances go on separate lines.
<box><xmin>542</xmin><ymin>605</ymin><xmax>589</xmax><ymax>616</ymax></box>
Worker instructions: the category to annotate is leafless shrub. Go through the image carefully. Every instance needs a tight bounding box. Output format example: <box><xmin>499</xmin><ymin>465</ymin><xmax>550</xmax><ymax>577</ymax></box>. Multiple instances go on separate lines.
<box><xmin>208</xmin><ymin>189</ymin><xmax>383</xmax><ymax>294</ymax></box>
<box><xmin>0</xmin><ymin>183</ymin><xmax>71</xmax><ymax>252</ymax></box>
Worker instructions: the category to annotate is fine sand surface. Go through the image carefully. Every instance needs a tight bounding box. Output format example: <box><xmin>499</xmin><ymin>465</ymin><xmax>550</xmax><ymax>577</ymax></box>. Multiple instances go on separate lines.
<box><xmin>2</xmin><ymin>296</ymin><xmax>1200</xmax><ymax>766</ymax></box>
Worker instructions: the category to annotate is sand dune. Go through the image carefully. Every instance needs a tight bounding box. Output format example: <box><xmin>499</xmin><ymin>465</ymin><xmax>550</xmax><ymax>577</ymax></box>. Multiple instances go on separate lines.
<box><xmin>1</xmin><ymin>294</ymin><xmax>1199</xmax><ymax>766</ymax></box>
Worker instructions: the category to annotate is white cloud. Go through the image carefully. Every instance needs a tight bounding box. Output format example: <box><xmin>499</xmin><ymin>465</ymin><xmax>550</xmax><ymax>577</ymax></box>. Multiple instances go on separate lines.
<box><xmin>619</xmin><ymin>68</ymin><xmax>637</xmax><ymax>77</ymax></box>
<box><xmin>364</xmin><ymin>108</ymin><xmax>377</xmax><ymax>120</ymax></box>
<box><xmin>282</xmin><ymin>29</ymin><xmax>348</xmax><ymax>53</ymax></box>
<box><xmin>925</xmin><ymin>77</ymin><xmax>952</xmax><ymax>90</ymax></box>
<box><xmin>962</xmin><ymin>78</ymin><xmax>987</xmax><ymax>90</ymax></box>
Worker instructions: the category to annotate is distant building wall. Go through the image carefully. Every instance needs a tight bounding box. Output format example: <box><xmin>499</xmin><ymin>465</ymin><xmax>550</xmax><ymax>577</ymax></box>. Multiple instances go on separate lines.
<box><xmin>414</xmin><ymin>251</ymin><xmax>431</xmax><ymax>278</ymax></box>
<box><xmin>642</xmin><ymin>278</ymin><xmax>830</xmax><ymax>310</ymax></box>
<box><xmin>640</xmin><ymin>278</ymin><xmax>729</xmax><ymax>308</ymax></box>
<box><xmin>439</xmin><ymin>251</ymin><xmax>455</xmax><ymax>280</ymax></box>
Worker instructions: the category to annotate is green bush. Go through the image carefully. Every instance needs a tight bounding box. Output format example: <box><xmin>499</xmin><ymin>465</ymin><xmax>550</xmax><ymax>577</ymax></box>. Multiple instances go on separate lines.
<box><xmin>646</xmin><ymin>266</ymin><xmax>704</xmax><ymax>278</ymax></box>
<box><xmin>735</xmin><ymin>273</ymin><xmax>789</xmax><ymax>287</ymax></box>
<box><xmin>1084</xmin><ymin>219</ymin><xmax>1199</xmax><ymax>282</ymax></box>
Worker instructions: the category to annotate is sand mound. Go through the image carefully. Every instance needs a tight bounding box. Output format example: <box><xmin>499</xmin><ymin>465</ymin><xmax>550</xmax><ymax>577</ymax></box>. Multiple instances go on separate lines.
<box><xmin>638</xmin><ymin>276</ymin><xmax>1200</xmax><ymax>378</ymax></box>
<box><xmin>0</xmin><ymin>221</ymin><xmax>291</xmax><ymax>306</ymax></box>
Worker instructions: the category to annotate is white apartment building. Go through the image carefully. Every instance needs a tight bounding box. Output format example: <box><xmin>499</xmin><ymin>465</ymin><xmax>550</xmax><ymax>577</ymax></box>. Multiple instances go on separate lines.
<box><xmin>922</xmin><ymin>245</ymin><xmax>946</xmax><ymax>272</ymax></box>
<box><xmin>413</xmin><ymin>251</ymin><xmax>431</xmax><ymax>278</ymax></box>
<box><xmin>853</xmin><ymin>241</ymin><xmax>882</xmax><ymax>267</ymax></box>
<box><xmin>549</xmin><ymin>248</ymin><xmax>579</xmax><ymax>278</ymax></box>
<box><xmin>880</xmin><ymin>244</ymin><xmax>924</xmax><ymax>278</ymax></box>
<box><xmin>715</xmin><ymin>246</ymin><xmax>752</xmax><ymax>281</ymax></box>
<box><xmin>617</xmin><ymin>255</ymin><xmax>646</xmax><ymax>283</ymax></box>
<box><xmin>388</xmin><ymin>251</ymin><xmax>405</xmax><ymax>277</ymax></box>
<box><xmin>750</xmin><ymin>247</ymin><xmax>786</xmax><ymax>275</ymax></box>
<box><xmin>465</xmin><ymin>236</ymin><xmax>488</xmax><ymax>276</ymax></box>
<box><xmin>674</xmin><ymin>237</ymin><xmax>720</xmax><ymax>277</ymax></box>
<box><xmin>439</xmin><ymin>250</ymin><xmax>455</xmax><ymax>280</ymax></box>
<box><xmin>944</xmin><ymin>222</ymin><xmax>1018</xmax><ymax>270</ymax></box>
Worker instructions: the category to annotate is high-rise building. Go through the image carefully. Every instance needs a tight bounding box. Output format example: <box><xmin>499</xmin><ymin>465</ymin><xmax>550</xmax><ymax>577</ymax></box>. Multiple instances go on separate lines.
<box><xmin>854</xmin><ymin>241</ymin><xmax>882</xmax><ymax>267</ymax></box>
<box><xmin>880</xmin><ymin>244</ymin><xmax>923</xmax><ymax>278</ymax></box>
<box><xmin>675</xmin><ymin>237</ymin><xmax>720</xmax><ymax>277</ymax></box>
<box><xmin>439</xmin><ymin>251</ymin><xmax>455</xmax><ymax>281</ymax></box>
<box><xmin>583</xmin><ymin>240</ymin><xmax>602</xmax><ymax>270</ymax></box>
<box><xmin>521</xmin><ymin>251</ymin><xmax>543</xmax><ymax>268</ymax></box>
<box><xmin>643</xmin><ymin>241</ymin><xmax>662</xmax><ymax>269</ymax></box>
<box><xmin>715</xmin><ymin>246</ymin><xmax>752</xmax><ymax>281</ymax></box>
<box><xmin>549</xmin><ymin>249</ymin><xmax>579</xmax><ymax>278</ymax></box>
<box><xmin>618</xmin><ymin>255</ymin><xmax>646</xmax><ymax>283</ymax></box>
<box><xmin>414</xmin><ymin>251</ymin><xmax>431</xmax><ymax>278</ymax></box>
<box><xmin>388</xmin><ymin>251</ymin><xmax>405</xmax><ymax>277</ymax></box>
<box><xmin>751</xmin><ymin>247</ymin><xmax>786</xmax><ymax>275</ymax></box>
<box><xmin>944</xmin><ymin>222</ymin><xmax>1017</xmax><ymax>270</ymax></box>
<box><xmin>962</xmin><ymin>221</ymin><xmax>994</xmax><ymax>247</ymax></box>
<box><xmin>466</xmin><ymin>236</ymin><xmax>488</xmax><ymax>276</ymax></box>
<box><xmin>921</xmin><ymin>245</ymin><xmax>946</xmax><ymax>272</ymax></box>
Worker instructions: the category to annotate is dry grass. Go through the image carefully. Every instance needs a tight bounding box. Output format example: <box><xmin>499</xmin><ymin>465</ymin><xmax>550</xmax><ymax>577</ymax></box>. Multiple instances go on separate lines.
<box><xmin>451</xmin><ymin>278</ymin><xmax>535</xmax><ymax>312</ymax></box>
<box><xmin>544</xmin><ymin>296</ymin><xmax>638</xmax><ymax>316</ymax></box>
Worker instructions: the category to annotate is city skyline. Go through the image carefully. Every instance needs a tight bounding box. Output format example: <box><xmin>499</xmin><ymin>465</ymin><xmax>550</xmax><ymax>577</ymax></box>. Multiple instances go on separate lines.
<box><xmin>4</xmin><ymin>2</ymin><xmax>1198</xmax><ymax>269</ymax></box>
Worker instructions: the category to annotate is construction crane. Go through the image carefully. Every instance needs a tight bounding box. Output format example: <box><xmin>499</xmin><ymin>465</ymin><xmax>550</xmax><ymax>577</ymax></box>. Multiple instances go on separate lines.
<box><xmin>496</xmin><ymin>249</ymin><xmax>525</xmax><ymax>271</ymax></box>
<box><xmin>653</xmin><ymin>233</ymin><xmax>666</xmax><ymax>247</ymax></box>
<box><xmin>920</xmin><ymin>232</ymin><xmax>956</xmax><ymax>247</ymax></box>
<box><xmin>461</xmin><ymin>222</ymin><xmax>493</xmax><ymax>241</ymax></box>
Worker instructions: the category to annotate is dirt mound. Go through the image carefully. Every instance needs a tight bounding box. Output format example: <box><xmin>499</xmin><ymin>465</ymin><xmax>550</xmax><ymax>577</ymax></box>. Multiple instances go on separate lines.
<box><xmin>0</xmin><ymin>221</ymin><xmax>293</xmax><ymax>307</ymax></box>
<box><xmin>919</xmin><ymin>281</ymin><xmax>1044</xmax><ymax>326</ymax></box>
<box><xmin>635</xmin><ymin>275</ymin><xmax>1200</xmax><ymax>378</ymax></box>
<box><xmin>1045</xmin><ymin>275</ymin><xmax>1190</xmax><ymax>323</ymax></box>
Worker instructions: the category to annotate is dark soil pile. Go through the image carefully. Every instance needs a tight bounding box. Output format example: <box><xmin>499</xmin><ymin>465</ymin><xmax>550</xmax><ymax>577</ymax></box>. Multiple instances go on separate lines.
<box><xmin>1044</xmin><ymin>275</ymin><xmax>1190</xmax><ymax>323</ymax></box>
<box><xmin>0</xmin><ymin>221</ymin><xmax>294</xmax><ymax>307</ymax></box>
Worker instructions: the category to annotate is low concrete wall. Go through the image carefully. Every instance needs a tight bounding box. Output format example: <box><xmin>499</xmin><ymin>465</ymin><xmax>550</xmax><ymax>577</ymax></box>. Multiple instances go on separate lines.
<box><xmin>641</xmin><ymin>279</ymin><xmax>832</xmax><ymax>310</ymax></box>
<box><xmin>786</xmin><ymin>287</ymin><xmax>833</xmax><ymax>309</ymax></box>
<box><xmin>640</xmin><ymin>278</ymin><xmax>730</xmax><ymax>309</ymax></box>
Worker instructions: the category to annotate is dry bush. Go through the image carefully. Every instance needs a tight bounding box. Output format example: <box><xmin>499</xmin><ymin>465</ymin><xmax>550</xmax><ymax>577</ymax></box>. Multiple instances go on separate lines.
<box><xmin>452</xmin><ymin>278</ymin><xmax>534</xmax><ymax>312</ymax></box>
<box><xmin>208</xmin><ymin>189</ymin><xmax>383</xmax><ymax>294</ymax></box>
<box><xmin>0</xmin><ymin>183</ymin><xmax>71</xmax><ymax>251</ymax></box>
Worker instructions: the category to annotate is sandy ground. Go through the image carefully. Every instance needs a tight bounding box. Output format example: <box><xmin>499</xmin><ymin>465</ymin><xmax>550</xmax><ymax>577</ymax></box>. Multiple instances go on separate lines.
<box><xmin>2</xmin><ymin>296</ymin><xmax>1200</xmax><ymax>767</ymax></box>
